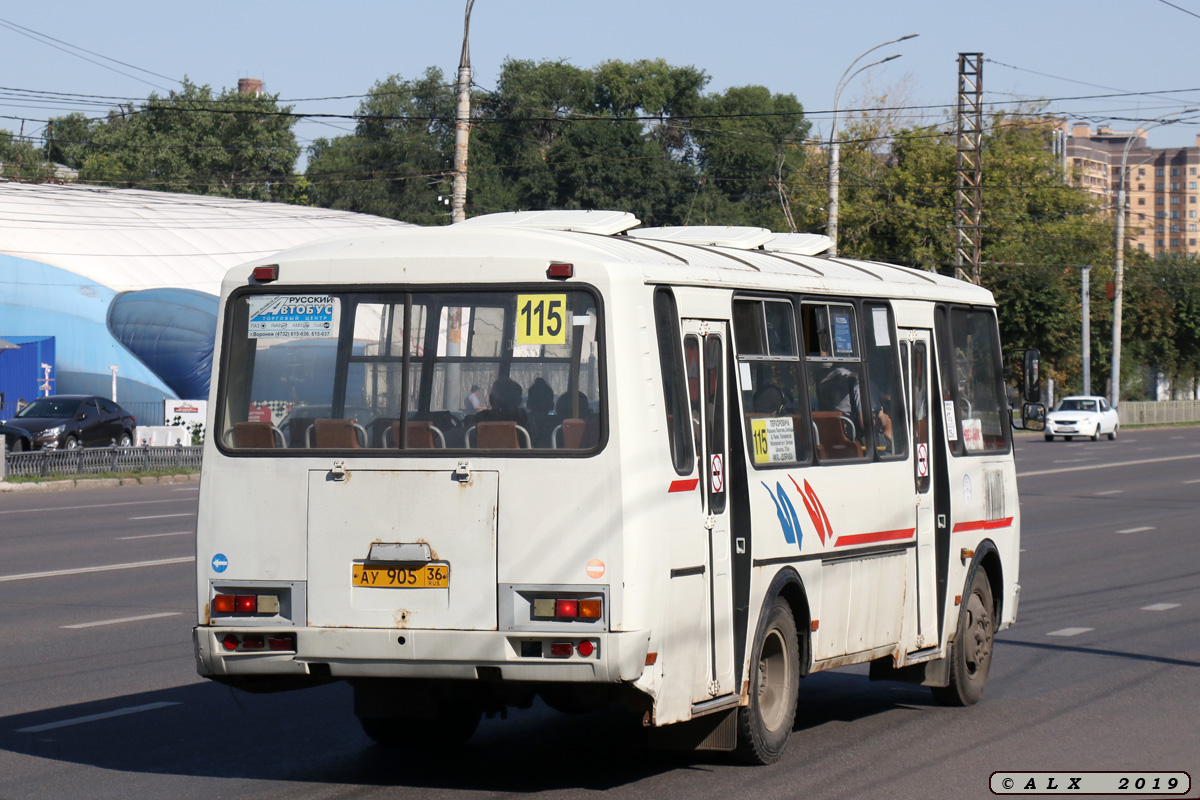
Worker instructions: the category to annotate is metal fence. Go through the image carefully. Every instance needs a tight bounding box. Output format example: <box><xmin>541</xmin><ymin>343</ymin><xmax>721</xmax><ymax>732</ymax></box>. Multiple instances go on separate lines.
<box><xmin>1117</xmin><ymin>400</ymin><xmax>1200</xmax><ymax>426</ymax></box>
<box><xmin>3</xmin><ymin>443</ymin><xmax>202</xmax><ymax>479</ymax></box>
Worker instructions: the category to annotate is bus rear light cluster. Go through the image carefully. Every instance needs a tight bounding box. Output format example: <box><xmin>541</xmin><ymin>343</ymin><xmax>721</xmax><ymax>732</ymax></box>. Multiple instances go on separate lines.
<box><xmin>547</xmin><ymin>640</ymin><xmax>596</xmax><ymax>658</ymax></box>
<box><xmin>213</xmin><ymin>593</ymin><xmax>281</xmax><ymax>616</ymax></box>
<box><xmin>221</xmin><ymin>633</ymin><xmax>295</xmax><ymax>652</ymax></box>
<box><xmin>531</xmin><ymin>596</ymin><xmax>602</xmax><ymax>620</ymax></box>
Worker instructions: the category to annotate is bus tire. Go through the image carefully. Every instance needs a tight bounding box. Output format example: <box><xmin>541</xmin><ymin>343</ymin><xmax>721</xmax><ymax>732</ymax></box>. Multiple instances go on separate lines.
<box><xmin>358</xmin><ymin>704</ymin><xmax>480</xmax><ymax>748</ymax></box>
<box><xmin>932</xmin><ymin>569</ymin><xmax>994</xmax><ymax>707</ymax></box>
<box><xmin>735</xmin><ymin>597</ymin><xmax>800</xmax><ymax>765</ymax></box>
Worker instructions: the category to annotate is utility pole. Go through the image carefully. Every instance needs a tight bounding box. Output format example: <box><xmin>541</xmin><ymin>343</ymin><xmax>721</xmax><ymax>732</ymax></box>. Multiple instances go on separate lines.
<box><xmin>451</xmin><ymin>0</ymin><xmax>476</xmax><ymax>224</ymax></box>
<box><xmin>954</xmin><ymin>53</ymin><xmax>983</xmax><ymax>282</ymax></box>
<box><xmin>1081</xmin><ymin>265</ymin><xmax>1091</xmax><ymax>395</ymax></box>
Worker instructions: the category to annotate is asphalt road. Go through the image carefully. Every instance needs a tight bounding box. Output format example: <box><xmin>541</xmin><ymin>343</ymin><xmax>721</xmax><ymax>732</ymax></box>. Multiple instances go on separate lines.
<box><xmin>0</xmin><ymin>428</ymin><xmax>1197</xmax><ymax>799</ymax></box>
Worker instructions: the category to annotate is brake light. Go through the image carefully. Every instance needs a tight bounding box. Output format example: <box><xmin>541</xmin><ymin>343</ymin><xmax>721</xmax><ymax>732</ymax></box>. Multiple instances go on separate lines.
<box><xmin>555</xmin><ymin>599</ymin><xmax>579</xmax><ymax>618</ymax></box>
<box><xmin>252</xmin><ymin>264</ymin><xmax>279</xmax><ymax>282</ymax></box>
<box><xmin>235</xmin><ymin>595</ymin><xmax>257</xmax><ymax>613</ymax></box>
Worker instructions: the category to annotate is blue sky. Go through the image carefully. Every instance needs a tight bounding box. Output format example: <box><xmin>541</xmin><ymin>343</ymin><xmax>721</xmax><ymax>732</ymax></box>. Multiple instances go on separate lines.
<box><xmin>4</xmin><ymin>0</ymin><xmax>1200</xmax><ymax>163</ymax></box>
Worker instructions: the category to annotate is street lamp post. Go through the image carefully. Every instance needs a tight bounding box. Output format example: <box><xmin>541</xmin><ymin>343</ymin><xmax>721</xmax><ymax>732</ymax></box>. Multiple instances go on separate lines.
<box><xmin>828</xmin><ymin>33</ymin><xmax>917</xmax><ymax>257</ymax></box>
<box><xmin>1111</xmin><ymin>110</ymin><xmax>1195</xmax><ymax>408</ymax></box>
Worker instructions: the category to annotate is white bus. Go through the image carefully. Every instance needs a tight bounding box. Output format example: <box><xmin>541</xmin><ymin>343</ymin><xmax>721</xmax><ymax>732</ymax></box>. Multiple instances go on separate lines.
<box><xmin>193</xmin><ymin>210</ymin><xmax>1041</xmax><ymax>764</ymax></box>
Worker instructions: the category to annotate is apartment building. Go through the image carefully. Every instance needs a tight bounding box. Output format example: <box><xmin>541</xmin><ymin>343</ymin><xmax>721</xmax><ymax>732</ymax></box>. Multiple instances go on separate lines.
<box><xmin>1066</xmin><ymin>123</ymin><xmax>1200</xmax><ymax>257</ymax></box>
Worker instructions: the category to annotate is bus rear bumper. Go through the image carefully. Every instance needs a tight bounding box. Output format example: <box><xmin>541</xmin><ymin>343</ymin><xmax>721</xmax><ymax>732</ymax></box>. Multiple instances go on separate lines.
<box><xmin>194</xmin><ymin>626</ymin><xmax>651</xmax><ymax>685</ymax></box>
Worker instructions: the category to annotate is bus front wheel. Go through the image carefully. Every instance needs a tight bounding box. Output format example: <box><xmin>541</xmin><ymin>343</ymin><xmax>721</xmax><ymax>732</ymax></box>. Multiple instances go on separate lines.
<box><xmin>735</xmin><ymin>598</ymin><xmax>800</xmax><ymax>765</ymax></box>
<box><xmin>932</xmin><ymin>569</ymin><xmax>994</xmax><ymax>706</ymax></box>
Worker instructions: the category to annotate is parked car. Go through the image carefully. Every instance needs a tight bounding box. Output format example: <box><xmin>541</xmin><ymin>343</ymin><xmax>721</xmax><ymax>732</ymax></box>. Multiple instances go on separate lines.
<box><xmin>1044</xmin><ymin>395</ymin><xmax>1119</xmax><ymax>441</ymax></box>
<box><xmin>0</xmin><ymin>395</ymin><xmax>136</xmax><ymax>451</ymax></box>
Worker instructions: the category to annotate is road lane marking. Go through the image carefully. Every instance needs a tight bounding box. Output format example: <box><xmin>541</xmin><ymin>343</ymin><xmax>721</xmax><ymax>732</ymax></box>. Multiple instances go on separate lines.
<box><xmin>16</xmin><ymin>702</ymin><xmax>180</xmax><ymax>733</ymax></box>
<box><xmin>116</xmin><ymin>531</ymin><xmax>191</xmax><ymax>540</ymax></box>
<box><xmin>0</xmin><ymin>499</ymin><xmax>194</xmax><ymax>516</ymax></box>
<box><xmin>1047</xmin><ymin>628</ymin><xmax>1093</xmax><ymax>637</ymax></box>
<box><xmin>1117</xmin><ymin>526</ymin><xmax>1156</xmax><ymax>534</ymax></box>
<box><xmin>61</xmin><ymin>612</ymin><xmax>182</xmax><ymax>629</ymax></box>
<box><xmin>1142</xmin><ymin>603</ymin><xmax>1181</xmax><ymax>612</ymax></box>
<box><xmin>1053</xmin><ymin>458</ymin><xmax>1096</xmax><ymax>464</ymax></box>
<box><xmin>0</xmin><ymin>557</ymin><xmax>195</xmax><ymax>583</ymax></box>
<box><xmin>128</xmin><ymin>513</ymin><xmax>193</xmax><ymax>520</ymax></box>
<box><xmin>1018</xmin><ymin>452</ymin><xmax>1200</xmax><ymax>478</ymax></box>
<box><xmin>1094</xmin><ymin>490</ymin><xmax>1124</xmax><ymax>495</ymax></box>
<box><xmin>1184</xmin><ymin>479</ymin><xmax>1200</xmax><ymax>484</ymax></box>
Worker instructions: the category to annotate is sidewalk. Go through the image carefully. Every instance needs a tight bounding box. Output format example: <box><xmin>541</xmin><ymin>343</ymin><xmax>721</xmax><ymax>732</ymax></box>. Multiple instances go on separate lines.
<box><xmin>0</xmin><ymin>472</ymin><xmax>200</xmax><ymax>493</ymax></box>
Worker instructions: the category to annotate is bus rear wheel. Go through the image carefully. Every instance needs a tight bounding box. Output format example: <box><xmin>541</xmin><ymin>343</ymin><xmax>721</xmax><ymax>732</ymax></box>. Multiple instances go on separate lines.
<box><xmin>932</xmin><ymin>569</ymin><xmax>994</xmax><ymax>706</ymax></box>
<box><xmin>735</xmin><ymin>598</ymin><xmax>800</xmax><ymax>765</ymax></box>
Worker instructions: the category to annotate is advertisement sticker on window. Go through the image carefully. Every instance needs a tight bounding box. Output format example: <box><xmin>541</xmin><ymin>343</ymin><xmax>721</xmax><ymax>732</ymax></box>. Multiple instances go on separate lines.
<box><xmin>247</xmin><ymin>295</ymin><xmax>339</xmax><ymax>339</ymax></box>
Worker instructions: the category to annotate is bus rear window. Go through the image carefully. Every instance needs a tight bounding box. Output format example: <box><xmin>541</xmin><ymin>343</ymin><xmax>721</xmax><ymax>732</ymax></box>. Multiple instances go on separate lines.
<box><xmin>218</xmin><ymin>289</ymin><xmax>602</xmax><ymax>453</ymax></box>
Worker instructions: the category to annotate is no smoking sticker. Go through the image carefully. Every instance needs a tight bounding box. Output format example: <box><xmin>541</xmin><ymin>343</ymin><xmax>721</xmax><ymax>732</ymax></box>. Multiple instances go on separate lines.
<box><xmin>710</xmin><ymin>454</ymin><xmax>724</xmax><ymax>494</ymax></box>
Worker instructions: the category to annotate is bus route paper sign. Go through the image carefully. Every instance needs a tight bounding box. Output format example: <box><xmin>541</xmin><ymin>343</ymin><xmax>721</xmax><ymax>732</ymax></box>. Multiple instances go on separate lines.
<box><xmin>248</xmin><ymin>295</ymin><xmax>338</xmax><ymax>339</ymax></box>
<box><xmin>751</xmin><ymin>417</ymin><xmax>797</xmax><ymax>464</ymax></box>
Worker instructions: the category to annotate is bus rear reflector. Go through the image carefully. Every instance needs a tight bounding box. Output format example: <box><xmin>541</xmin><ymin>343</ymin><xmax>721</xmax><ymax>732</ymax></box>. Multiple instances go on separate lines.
<box><xmin>268</xmin><ymin>635</ymin><xmax>296</xmax><ymax>651</ymax></box>
<box><xmin>252</xmin><ymin>265</ymin><xmax>279</xmax><ymax>282</ymax></box>
<box><xmin>241</xmin><ymin>635</ymin><xmax>265</xmax><ymax>650</ymax></box>
<box><xmin>546</xmin><ymin>263</ymin><xmax>574</xmax><ymax>279</ymax></box>
<box><xmin>549</xmin><ymin>643</ymin><xmax>573</xmax><ymax>657</ymax></box>
<box><xmin>222</xmin><ymin>634</ymin><xmax>239</xmax><ymax>651</ymax></box>
<box><xmin>577</xmin><ymin>640</ymin><xmax>595</xmax><ymax>657</ymax></box>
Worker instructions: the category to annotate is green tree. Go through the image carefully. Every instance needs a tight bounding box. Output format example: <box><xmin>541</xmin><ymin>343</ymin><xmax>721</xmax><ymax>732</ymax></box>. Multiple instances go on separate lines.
<box><xmin>0</xmin><ymin>129</ymin><xmax>53</xmax><ymax>180</ymax></box>
<box><xmin>55</xmin><ymin>79</ymin><xmax>301</xmax><ymax>201</ymax></box>
<box><xmin>306</xmin><ymin>68</ymin><xmax>456</xmax><ymax>225</ymax></box>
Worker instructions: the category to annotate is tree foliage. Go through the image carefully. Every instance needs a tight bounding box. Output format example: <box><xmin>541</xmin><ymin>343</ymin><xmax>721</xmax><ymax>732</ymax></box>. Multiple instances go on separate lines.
<box><xmin>47</xmin><ymin>80</ymin><xmax>301</xmax><ymax>202</ymax></box>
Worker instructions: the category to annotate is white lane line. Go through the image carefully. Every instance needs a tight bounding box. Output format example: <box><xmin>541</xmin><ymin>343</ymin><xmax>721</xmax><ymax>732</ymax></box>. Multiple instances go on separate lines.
<box><xmin>1184</xmin><ymin>479</ymin><xmax>1200</xmax><ymax>485</ymax></box>
<box><xmin>61</xmin><ymin>612</ymin><xmax>182</xmax><ymax>629</ymax></box>
<box><xmin>128</xmin><ymin>513</ymin><xmax>193</xmax><ymax>520</ymax></box>
<box><xmin>1053</xmin><ymin>458</ymin><xmax>1096</xmax><ymax>464</ymax></box>
<box><xmin>1047</xmin><ymin>628</ymin><xmax>1094</xmax><ymax>637</ymax></box>
<box><xmin>1142</xmin><ymin>603</ymin><xmax>1181</xmax><ymax>612</ymax></box>
<box><xmin>1094</xmin><ymin>490</ymin><xmax>1124</xmax><ymax>495</ymax></box>
<box><xmin>172</xmin><ymin>487</ymin><xmax>198</xmax><ymax>492</ymax></box>
<box><xmin>1171</xmin><ymin>436</ymin><xmax>1185</xmax><ymax>440</ymax></box>
<box><xmin>1117</xmin><ymin>526</ymin><xmax>1156</xmax><ymax>534</ymax></box>
<box><xmin>16</xmin><ymin>702</ymin><xmax>180</xmax><ymax>733</ymax></box>
<box><xmin>1018</xmin><ymin>452</ymin><xmax>1200</xmax><ymax>478</ymax></box>
<box><xmin>0</xmin><ymin>499</ymin><xmax>194</xmax><ymax>516</ymax></box>
<box><xmin>0</xmin><ymin>557</ymin><xmax>195</xmax><ymax>583</ymax></box>
<box><xmin>116</xmin><ymin>531</ymin><xmax>191</xmax><ymax>541</ymax></box>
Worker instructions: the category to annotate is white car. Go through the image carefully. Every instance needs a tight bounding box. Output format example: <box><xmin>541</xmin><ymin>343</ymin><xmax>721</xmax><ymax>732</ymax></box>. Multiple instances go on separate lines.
<box><xmin>1044</xmin><ymin>395</ymin><xmax>1119</xmax><ymax>441</ymax></box>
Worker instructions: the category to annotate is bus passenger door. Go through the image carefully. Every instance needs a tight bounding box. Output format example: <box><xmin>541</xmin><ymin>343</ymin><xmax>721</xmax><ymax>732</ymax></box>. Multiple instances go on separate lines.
<box><xmin>903</xmin><ymin>329</ymin><xmax>939</xmax><ymax>651</ymax></box>
<box><xmin>682</xmin><ymin>321</ymin><xmax>736</xmax><ymax>701</ymax></box>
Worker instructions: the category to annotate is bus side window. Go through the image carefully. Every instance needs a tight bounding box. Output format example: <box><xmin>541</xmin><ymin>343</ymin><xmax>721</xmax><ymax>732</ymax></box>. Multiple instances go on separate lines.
<box><xmin>802</xmin><ymin>302</ymin><xmax>869</xmax><ymax>462</ymax></box>
<box><xmin>654</xmin><ymin>289</ymin><xmax>694</xmax><ymax>474</ymax></box>
<box><xmin>863</xmin><ymin>303</ymin><xmax>907</xmax><ymax>460</ymax></box>
<box><xmin>733</xmin><ymin>297</ymin><xmax>808</xmax><ymax>467</ymax></box>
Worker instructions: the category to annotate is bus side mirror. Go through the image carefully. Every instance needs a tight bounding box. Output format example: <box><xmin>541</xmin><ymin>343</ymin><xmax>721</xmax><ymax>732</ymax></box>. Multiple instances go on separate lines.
<box><xmin>1020</xmin><ymin>402</ymin><xmax>1046</xmax><ymax>431</ymax></box>
<box><xmin>1023</xmin><ymin>349</ymin><xmax>1041</xmax><ymax>403</ymax></box>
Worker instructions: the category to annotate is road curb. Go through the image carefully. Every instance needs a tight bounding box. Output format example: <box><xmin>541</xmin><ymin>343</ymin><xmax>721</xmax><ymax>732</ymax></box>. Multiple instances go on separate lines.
<box><xmin>0</xmin><ymin>472</ymin><xmax>200</xmax><ymax>493</ymax></box>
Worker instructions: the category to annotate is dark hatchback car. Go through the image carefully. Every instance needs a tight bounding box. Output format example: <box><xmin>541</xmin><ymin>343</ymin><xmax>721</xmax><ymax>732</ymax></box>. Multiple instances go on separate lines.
<box><xmin>0</xmin><ymin>395</ymin><xmax>137</xmax><ymax>451</ymax></box>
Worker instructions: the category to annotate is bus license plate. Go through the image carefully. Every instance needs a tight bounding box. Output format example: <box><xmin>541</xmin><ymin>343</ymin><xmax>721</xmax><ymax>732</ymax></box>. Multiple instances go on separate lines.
<box><xmin>352</xmin><ymin>563</ymin><xmax>449</xmax><ymax>588</ymax></box>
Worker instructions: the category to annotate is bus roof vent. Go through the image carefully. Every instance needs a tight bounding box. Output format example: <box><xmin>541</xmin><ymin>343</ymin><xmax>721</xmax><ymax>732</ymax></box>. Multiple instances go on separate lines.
<box><xmin>762</xmin><ymin>233</ymin><xmax>834</xmax><ymax>256</ymax></box>
<box><xmin>455</xmin><ymin>210</ymin><xmax>640</xmax><ymax>236</ymax></box>
<box><xmin>626</xmin><ymin>226</ymin><xmax>773</xmax><ymax>250</ymax></box>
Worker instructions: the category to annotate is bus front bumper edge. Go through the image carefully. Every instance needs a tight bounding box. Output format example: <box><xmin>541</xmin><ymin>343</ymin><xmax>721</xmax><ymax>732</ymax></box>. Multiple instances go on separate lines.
<box><xmin>194</xmin><ymin>626</ymin><xmax>650</xmax><ymax>684</ymax></box>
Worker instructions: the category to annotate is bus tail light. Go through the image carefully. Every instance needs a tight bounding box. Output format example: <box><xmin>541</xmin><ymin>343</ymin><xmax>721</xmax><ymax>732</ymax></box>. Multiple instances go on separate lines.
<box><xmin>219</xmin><ymin>633</ymin><xmax>296</xmax><ymax>653</ymax></box>
<box><xmin>577</xmin><ymin>640</ymin><xmax>595</xmax><ymax>657</ymax></box>
<box><xmin>529</xmin><ymin>593</ymin><xmax>603</xmax><ymax>622</ymax></box>
<box><xmin>213</xmin><ymin>593</ymin><xmax>282</xmax><ymax>616</ymax></box>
